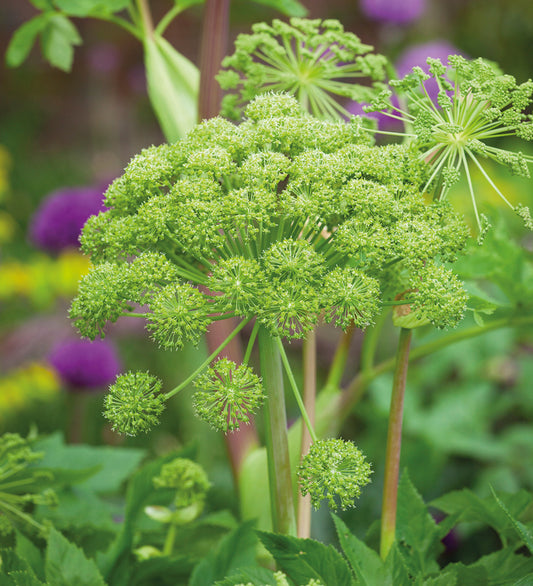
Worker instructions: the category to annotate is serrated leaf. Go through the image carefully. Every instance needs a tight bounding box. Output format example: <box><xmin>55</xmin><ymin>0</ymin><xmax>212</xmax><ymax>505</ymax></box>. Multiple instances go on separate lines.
<box><xmin>469</xmin><ymin>548</ymin><xmax>533</xmax><ymax>583</ymax></box>
<box><xmin>54</xmin><ymin>0</ymin><xmax>130</xmax><ymax>16</ymax></box>
<box><xmin>251</xmin><ymin>0</ymin><xmax>308</xmax><ymax>17</ymax></box>
<box><xmin>258</xmin><ymin>531</ymin><xmax>354</xmax><ymax>586</ymax></box>
<box><xmin>15</xmin><ymin>532</ymin><xmax>45</xmax><ymax>582</ymax></box>
<box><xmin>431</xmin><ymin>488</ymin><xmax>533</xmax><ymax>544</ymax></box>
<box><xmin>332</xmin><ymin>514</ymin><xmax>384</xmax><ymax>585</ymax></box>
<box><xmin>381</xmin><ymin>543</ymin><xmax>412</xmax><ymax>586</ymax></box>
<box><xmin>5</xmin><ymin>14</ymin><xmax>51</xmax><ymax>68</ymax></box>
<box><xmin>395</xmin><ymin>472</ymin><xmax>442</xmax><ymax>576</ymax></box>
<box><xmin>45</xmin><ymin>528</ymin><xmax>106</xmax><ymax>586</ymax></box>
<box><xmin>39</xmin><ymin>14</ymin><xmax>81</xmax><ymax>71</ymax></box>
<box><xmin>144</xmin><ymin>34</ymin><xmax>199</xmax><ymax>142</ymax></box>
<box><xmin>214</xmin><ymin>567</ymin><xmax>277</xmax><ymax>586</ymax></box>
<box><xmin>8</xmin><ymin>572</ymin><xmax>44</xmax><ymax>586</ymax></box>
<box><xmin>189</xmin><ymin>522</ymin><xmax>258</xmax><ymax>586</ymax></box>
<box><xmin>491</xmin><ymin>488</ymin><xmax>533</xmax><ymax>554</ymax></box>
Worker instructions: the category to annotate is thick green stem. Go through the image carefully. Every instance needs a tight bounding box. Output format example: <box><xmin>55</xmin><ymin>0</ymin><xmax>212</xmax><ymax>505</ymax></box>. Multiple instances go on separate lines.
<box><xmin>259</xmin><ymin>327</ymin><xmax>296</xmax><ymax>536</ymax></box>
<box><xmin>297</xmin><ymin>331</ymin><xmax>316</xmax><ymax>539</ymax></box>
<box><xmin>380</xmin><ymin>327</ymin><xmax>412</xmax><ymax>560</ymax></box>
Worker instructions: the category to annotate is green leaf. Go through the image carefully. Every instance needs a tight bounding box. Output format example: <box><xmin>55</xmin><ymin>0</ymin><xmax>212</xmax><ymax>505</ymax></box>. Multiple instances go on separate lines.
<box><xmin>250</xmin><ymin>0</ymin><xmax>308</xmax><ymax>17</ymax></box>
<box><xmin>491</xmin><ymin>488</ymin><xmax>533</xmax><ymax>554</ymax></box>
<box><xmin>35</xmin><ymin>433</ymin><xmax>146</xmax><ymax>493</ymax></box>
<box><xmin>5</xmin><ymin>14</ymin><xmax>51</xmax><ymax>68</ymax></box>
<box><xmin>15</xmin><ymin>532</ymin><xmax>45</xmax><ymax>582</ymax></box>
<box><xmin>143</xmin><ymin>34</ymin><xmax>199</xmax><ymax>142</ymax></box>
<box><xmin>214</xmin><ymin>567</ymin><xmax>277</xmax><ymax>586</ymax></box>
<box><xmin>431</xmin><ymin>488</ymin><xmax>533</xmax><ymax>545</ymax></box>
<box><xmin>468</xmin><ymin>548</ymin><xmax>533</xmax><ymax>584</ymax></box>
<box><xmin>8</xmin><ymin>573</ymin><xmax>45</xmax><ymax>586</ymax></box>
<box><xmin>395</xmin><ymin>472</ymin><xmax>442</xmax><ymax>576</ymax></box>
<box><xmin>258</xmin><ymin>531</ymin><xmax>355</xmax><ymax>586</ymax></box>
<box><xmin>29</xmin><ymin>0</ymin><xmax>53</xmax><ymax>8</ymax></box>
<box><xmin>54</xmin><ymin>0</ymin><xmax>131</xmax><ymax>16</ymax></box>
<box><xmin>332</xmin><ymin>514</ymin><xmax>384</xmax><ymax>585</ymax></box>
<box><xmin>129</xmin><ymin>555</ymin><xmax>193</xmax><ymax>586</ymax></box>
<box><xmin>39</xmin><ymin>13</ymin><xmax>82</xmax><ymax>71</ymax></box>
<box><xmin>190</xmin><ymin>522</ymin><xmax>258</xmax><ymax>586</ymax></box>
<box><xmin>45</xmin><ymin>528</ymin><xmax>106</xmax><ymax>586</ymax></box>
<box><xmin>381</xmin><ymin>543</ymin><xmax>412</xmax><ymax>586</ymax></box>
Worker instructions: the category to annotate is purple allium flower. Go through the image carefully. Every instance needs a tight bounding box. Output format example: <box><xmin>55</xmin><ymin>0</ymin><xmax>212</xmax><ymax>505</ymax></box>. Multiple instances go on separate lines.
<box><xmin>48</xmin><ymin>338</ymin><xmax>122</xmax><ymax>391</ymax></box>
<box><xmin>396</xmin><ymin>40</ymin><xmax>464</xmax><ymax>102</ymax></box>
<box><xmin>360</xmin><ymin>0</ymin><xmax>426</xmax><ymax>25</ymax></box>
<box><xmin>29</xmin><ymin>186</ymin><xmax>107</xmax><ymax>254</ymax></box>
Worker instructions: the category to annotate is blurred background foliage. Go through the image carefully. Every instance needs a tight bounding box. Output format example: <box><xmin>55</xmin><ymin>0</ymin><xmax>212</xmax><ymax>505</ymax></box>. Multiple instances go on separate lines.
<box><xmin>1</xmin><ymin>0</ymin><xmax>533</xmax><ymax>559</ymax></box>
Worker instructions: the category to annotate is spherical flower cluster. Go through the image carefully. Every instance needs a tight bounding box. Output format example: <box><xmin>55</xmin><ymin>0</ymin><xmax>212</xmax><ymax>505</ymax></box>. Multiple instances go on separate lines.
<box><xmin>29</xmin><ymin>185</ymin><xmax>107</xmax><ymax>254</ymax></box>
<box><xmin>48</xmin><ymin>338</ymin><xmax>122</xmax><ymax>391</ymax></box>
<box><xmin>360</xmin><ymin>0</ymin><xmax>425</xmax><ymax>25</ymax></box>
<box><xmin>104</xmin><ymin>371</ymin><xmax>165</xmax><ymax>435</ymax></box>
<box><xmin>153</xmin><ymin>458</ymin><xmax>210</xmax><ymax>509</ymax></box>
<box><xmin>193</xmin><ymin>358</ymin><xmax>264</xmax><ymax>432</ymax></box>
<box><xmin>298</xmin><ymin>438</ymin><xmax>372</xmax><ymax>510</ymax></box>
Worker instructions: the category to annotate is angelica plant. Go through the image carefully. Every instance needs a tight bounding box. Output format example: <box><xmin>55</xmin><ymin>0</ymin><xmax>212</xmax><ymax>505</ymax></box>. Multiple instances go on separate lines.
<box><xmin>70</xmin><ymin>90</ymin><xmax>470</xmax><ymax>534</ymax></box>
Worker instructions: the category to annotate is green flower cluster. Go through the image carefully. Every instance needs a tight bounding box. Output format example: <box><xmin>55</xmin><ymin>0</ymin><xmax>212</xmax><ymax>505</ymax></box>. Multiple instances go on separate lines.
<box><xmin>71</xmin><ymin>92</ymin><xmax>470</xmax><ymax>435</ymax></box>
<box><xmin>217</xmin><ymin>18</ymin><xmax>388</xmax><ymax>120</ymax></box>
<box><xmin>153</xmin><ymin>458</ymin><xmax>210</xmax><ymax>510</ymax></box>
<box><xmin>366</xmin><ymin>55</ymin><xmax>533</xmax><ymax>231</ymax></box>
<box><xmin>193</xmin><ymin>358</ymin><xmax>264</xmax><ymax>433</ymax></box>
<box><xmin>298</xmin><ymin>438</ymin><xmax>372</xmax><ymax>510</ymax></box>
<box><xmin>72</xmin><ymin>93</ymin><xmax>468</xmax><ymax>346</ymax></box>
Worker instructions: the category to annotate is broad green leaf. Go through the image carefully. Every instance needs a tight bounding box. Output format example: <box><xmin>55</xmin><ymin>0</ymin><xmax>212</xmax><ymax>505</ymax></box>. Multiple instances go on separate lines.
<box><xmin>258</xmin><ymin>531</ymin><xmax>355</xmax><ymax>586</ymax></box>
<box><xmin>15</xmin><ymin>532</ymin><xmax>45</xmax><ymax>582</ymax></box>
<box><xmin>395</xmin><ymin>472</ymin><xmax>442</xmax><ymax>576</ymax></box>
<box><xmin>332</xmin><ymin>514</ymin><xmax>384</xmax><ymax>585</ymax></box>
<box><xmin>8</xmin><ymin>573</ymin><xmax>44</xmax><ymax>586</ymax></box>
<box><xmin>491</xmin><ymin>488</ymin><xmax>533</xmax><ymax>554</ymax></box>
<box><xmin>54</xmin><ymin>0</ymin><xmax>130</xmax><ymax>16</ymax></box>
<box><xmin>144</xmin><ymin>34</ymin><xmax>199</xmax><ymax>142</ymax></box>
<box><xmin>189</xmin><ymin>522</ymin><xmax>258</xmax><ymax>586</ymax></box>
<box><xmin>45</xmin><ymin>528</ymin><xmax>105</xmax><ymax>586</ymax></box>
<box><xmin>251</xmin><ymin>0</ymin><xmax>308</xmax><ymax>17</ymax></box>
<box><xmin>381</xmin><ymin>543</ymin><xmax>412</xmax><ymax>586</ymax></box>
<box><xmin>214</xmin><ymin>567</ymin><xmax>277</xmax><ymax>586</ymax></box>
<box><xmin>5</xmin><ymin>14</ymin><xmax>51</xmax><ymax>68</ymax></box>
<box><xmin>30</xmin><ymin>0</ymin><xmax>53</xmax><ymax>8</ymax></box>
<box><xmin>129</xmin><ymin>555</ymin><xmax>193</xmax><ymax>586</ymax></box>
<box><xmin>34</xmin><ymin>433</ymin><xmax>146</xmax><ymax>493</ymax></box>
<box><xmin>39</xmin><ymin>14</ymin><xmax>81</xmax><ymax>71</ymax></box>
<box><xmin>468</xmin><ymin>548</ymin><xmax>533</xmax><ymax>584</ymax></box>
<box><xmin>431</xmin><ymin>488</ymin><xmax>533</xmax><ymax>544</ymax></box>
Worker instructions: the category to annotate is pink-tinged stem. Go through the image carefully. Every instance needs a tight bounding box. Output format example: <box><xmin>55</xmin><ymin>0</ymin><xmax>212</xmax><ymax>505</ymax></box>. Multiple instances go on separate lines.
<box><xmin>380</xmin><ymin>327</ymin><xmax>412</xmax><ymax>560</ymax></box>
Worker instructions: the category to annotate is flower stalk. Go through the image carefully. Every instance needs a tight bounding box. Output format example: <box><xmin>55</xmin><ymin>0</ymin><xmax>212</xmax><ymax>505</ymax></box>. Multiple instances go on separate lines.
<box><xmin>380</xmin><ymin>327</ymin><xmax>412</xmax><ymax>560</ymax></box>
<box><xmin>259</xmin><ymin>326</ymin><xmax>296</xmax><ymax>536</ymax></box>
